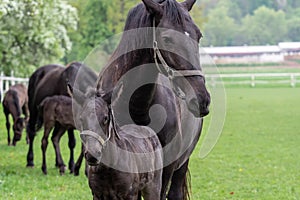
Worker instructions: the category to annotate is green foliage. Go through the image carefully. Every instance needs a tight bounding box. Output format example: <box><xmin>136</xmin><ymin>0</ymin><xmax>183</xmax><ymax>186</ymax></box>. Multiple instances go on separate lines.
<box><xmin>66</xmin><ymin>0</ymin><xmax>112</xmax><ymax>62</ymax></box>
<box><xmin>201</xmin><ymin>1</ymin><xmax>238</xmax><ymax>46</ymax></box>
<box><xmin>239</xmin><ymin>6</ymin><xmax>287</xmax><ymax>45</ymax></box>
<box><xmin>200</xmin><ymin>0</ymin><xmax>300</xmax><ymax>46</ymax></box>
<box><xmin>0</xmin><ymin>0</ymin><xmax>78</xmax><ymax>77</ymax></box>
<box><xmin>66</xmin><ymin>0</ymin><xmax>141</xmax><ymax>63</ymax></box>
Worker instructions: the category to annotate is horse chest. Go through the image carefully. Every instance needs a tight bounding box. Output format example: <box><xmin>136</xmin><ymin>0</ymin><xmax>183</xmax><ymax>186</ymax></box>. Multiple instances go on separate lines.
<box><xmin>89</xmin><ymin>166</ymin><xmax>151</xmax><ymax>198</ymax></box>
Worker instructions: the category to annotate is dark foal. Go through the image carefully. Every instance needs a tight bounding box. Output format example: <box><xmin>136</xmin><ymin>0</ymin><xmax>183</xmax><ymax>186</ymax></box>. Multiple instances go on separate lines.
<box><xmin>74</xmin><ymin>88</ymin><xmax>162</xmax><ymax>200</ymax></box>
<box><xmin>2</xmin><ymin>84</ymin><xmax>29</xmax><ymax>146</ymax></box>
<box><xmin>38</xmin><ymin>95</ymin><xmax>76</xmax><ymax>175</ymax></box>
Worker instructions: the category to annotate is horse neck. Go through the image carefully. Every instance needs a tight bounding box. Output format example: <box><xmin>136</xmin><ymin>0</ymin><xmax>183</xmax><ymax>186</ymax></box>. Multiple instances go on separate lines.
<box><xmin>10</xmin><ymin>92</ymin><xmax>22</xmax><ymax>121</ymax></box>
<box><xmin>120</xmin><ymin>61</ymin><xmax>158</xmax><ymax>125</ymax></box>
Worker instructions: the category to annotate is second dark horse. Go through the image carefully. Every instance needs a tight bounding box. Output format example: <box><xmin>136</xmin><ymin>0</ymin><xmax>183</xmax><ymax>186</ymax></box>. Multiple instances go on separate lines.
<box><xmin>26</xmin><ymin>62</ymin><xmax>97</xmax><ymax>174</ymax></box>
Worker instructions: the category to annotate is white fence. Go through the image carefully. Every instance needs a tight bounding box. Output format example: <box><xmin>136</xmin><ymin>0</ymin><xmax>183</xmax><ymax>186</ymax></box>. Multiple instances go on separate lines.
<box><xmin>0</xmin><ymin>75</ymin><xmax>29</xmax><ymax>100</ymax></box>
<box><xmin>206</xmin><ymin>73</ymin><xmax>300</xmax><ymax>87</ymax></box>
<box><xmin>0</xmin><ymin>72</ymin><xmax>299</xmax><ymax>101</ymax></box>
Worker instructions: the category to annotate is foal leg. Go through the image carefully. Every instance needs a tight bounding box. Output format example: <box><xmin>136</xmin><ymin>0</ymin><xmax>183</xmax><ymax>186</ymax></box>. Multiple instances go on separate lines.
<box><xmin>52</xmin><ymin>126</ymin><xmax>66</xmax><ymax>175</ymax></box>
<box><xmin>41</xmin><ymin>122</ymin><xmax>54</xmax><ymax>175</ymax></box>
<box><xmin>74</xmin><ymin>143</ymin><xmax>85</xmax><ymax>176</ymax></box>
<box><xmin>167</xmin><ymin>160</ymin><xmax>190</xmax><ymax>200</ymax></box>
<box><xmin>22</xmin><ymin>105</ymin><xmax>30</xmax><ymax>144</ymax></box>
<box><xmin>142</xmin><ymin>171</ymin><xmax>162</xmax><ymax>200</ymax></box>
<box><xmin>22</xmin><ymin>104</ymin><xmax>30</xmax><ymax>121</ymax></box>
<box><xmin>160</xmin><ymin>164</ymin><xmax>176</xmax><ymax>200</ymax></box>
<box><xmin>4</xmin><ymin>111</ymin><xmax>11</xmax><ymax>146</ymax></box>
<box><xmin>67</xmin><ymin>129</ymin><xmax>76</xmax><ymax>173</ymax></box>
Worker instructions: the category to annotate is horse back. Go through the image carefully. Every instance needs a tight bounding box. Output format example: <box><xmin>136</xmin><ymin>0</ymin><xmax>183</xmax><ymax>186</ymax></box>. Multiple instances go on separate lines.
<box><xmin>41</xmin><ymin>95</ymin><xmax>75</xmax><ymax>129</ymax></box>
<box><xmin>9</xmin><ymin>84</ymin><xmax>28</xmax><ymax>107</ymax></box>
<box><xmin>33</xmin><ymin>67</ymin><xmax>65</xmax><ymax>106</ymax></box>
<box><xmin>28</xmin><ymin>64</ymin><xmax>64</xmax><ymax>110</ymax></box>
<box><xmin>2</xmin><ymin>84</ymin><xmax>27</xmax><ymax>118</ymax></box>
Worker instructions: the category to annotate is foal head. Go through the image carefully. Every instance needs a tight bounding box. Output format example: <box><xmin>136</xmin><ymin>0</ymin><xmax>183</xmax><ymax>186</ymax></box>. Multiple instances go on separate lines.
<box><xmin>72</xmin><ymin>87</ymin><xmax>114</xmax><ymax>166</ymax></box>
<box><xmin>12</xmin><ymin>117</ymin><xmax>26</xmax><ymax>145</ymax></box>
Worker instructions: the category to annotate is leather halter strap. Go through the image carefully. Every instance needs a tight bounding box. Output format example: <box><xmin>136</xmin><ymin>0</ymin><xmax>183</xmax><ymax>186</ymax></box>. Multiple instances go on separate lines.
<box><xmin>80</xmin><ymin>106</ymin><xmax>118</xmax><ymax>147</ymax></box>
<box><xmin>152</xmin><ymin>19</ymin><xmax>204</xmax><ymax>100</ymax></box>
<box><xmin>152</xmin><ymin>19</ymin><xmax>204</xmax><ymax>79</ymax></box>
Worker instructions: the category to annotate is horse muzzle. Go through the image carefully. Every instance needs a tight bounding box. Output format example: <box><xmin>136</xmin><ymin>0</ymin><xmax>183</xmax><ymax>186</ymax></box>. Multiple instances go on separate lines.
<box><xmin>84</xmin><ymin>152</ymin><xmax>101</xmax><ymax>166</ymax></box>
<box><xmin>187</xmin><ymin>96</ymin><xmax>210</xmax><ymax>118</ymax></box>
<box><xmin>80</xmin><ymin>130</ymin><xmax>104</xmax><ymax>166</ymax></box>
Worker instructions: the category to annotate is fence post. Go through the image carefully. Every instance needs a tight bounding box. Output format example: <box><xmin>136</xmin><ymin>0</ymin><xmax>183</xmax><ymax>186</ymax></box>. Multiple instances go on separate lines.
<box><xmin>5</xmin><ymin>78</ymin><xmax>9</xmax><ymax>92</ymax></box>
<box><xmin>251</xmin><ymin>75</ymin><xmax>255</xmax><ymax>87</ymax></box>
<box><xmin>211</xmin><ymin>76</ymin><xmax>216</xmax><ymax>88</ymax></box>
<box><xmin>290</xmin><ymin>74</ymin><xmax>296</xmax><ymax>88</ymax></box>
<box><xmin>11</xmin><ymin>70</ymin><xmax>15</xmax><ymax>86</ymax></box>
<box><xmin>0</xmin><ymin>72</ymin><xmax>3</xmax><ymax>101</ymax></box>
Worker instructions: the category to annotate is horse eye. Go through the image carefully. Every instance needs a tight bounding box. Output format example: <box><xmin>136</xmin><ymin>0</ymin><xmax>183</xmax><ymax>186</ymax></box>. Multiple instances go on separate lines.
<box><xmin>103</xmin><ymin>116</ymin><xmax>109</xmax><ymax>125</ymax></box>
<box><xmin>163</xmin><ymin>37</ymin><xmax>173</xmax><ymax>44</ymax></box>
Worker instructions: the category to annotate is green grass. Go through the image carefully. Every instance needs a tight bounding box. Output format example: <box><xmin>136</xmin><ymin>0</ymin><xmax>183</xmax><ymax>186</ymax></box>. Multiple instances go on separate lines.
<box><xmin>1</xmin><ymin>88</ymin><xmax>300</xmax><ymax>199</ymax></box>
<box><xmin>190</xmin><ymin>88</ymin><xmax>300</xmax><ymax>199</ymax></box>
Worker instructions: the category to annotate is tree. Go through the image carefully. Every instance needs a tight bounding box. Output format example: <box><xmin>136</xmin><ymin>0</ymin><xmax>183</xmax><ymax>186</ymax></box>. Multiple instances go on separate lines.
<box><xmin>239</xmin><ymin>6</ymin><xmax>287</xmax><ymax>45</ymax></box>
<box><xmin>201</xmin><ymin>2</ymin><xmax>238</xmax><ymax>46</ymax></box>
<box><xmin>0</xmin><ymin>0</ymin><xmax>78</xmax><ymax>77</ymax></box>
<box><xmin>66</xmin><ymin>0</ymin><xmax>112</xmax><ymax>62</ymax></box>
<box><xmin>66</xmin><ymin>0</ymin><xmax>141</xmax><ymax>63</ymax></box>
<box><xmin>286</xmin><ymin>8</ymin><xmax>300</xmax><ymax>41</ymax></box>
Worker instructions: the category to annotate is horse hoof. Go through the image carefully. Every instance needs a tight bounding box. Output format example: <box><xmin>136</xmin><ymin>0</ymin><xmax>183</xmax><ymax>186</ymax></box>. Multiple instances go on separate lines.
<box><xmin>26</xmin><ymin>163</ymin><xmax>34</xmax><ymax>168</ymax></box>
<box><xmin>59</xmin><ymin>166</ymin><xmax>66</xmax><ymax>175</ymax></box>
<box><xmin>74</xmin><ymin>170</ymin><xmax>79</xmax><ymax>176</ymax></box>
<box><xmin>42</xmin><ymin>167</ymin><xmax>47</xmax><ymax>175</ymax></box>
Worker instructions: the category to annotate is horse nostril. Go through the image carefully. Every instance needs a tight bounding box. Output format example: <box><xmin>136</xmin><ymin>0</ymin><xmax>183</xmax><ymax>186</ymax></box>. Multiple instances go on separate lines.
<box><xmin>187</xmin><ymin>98</ymin><xmax>200</xmax><ymax>116</ymax></box>
<box><xmin>85</xmin><ymin>152</ymin><xmax>99</xmax><ymax>166</ymax></box>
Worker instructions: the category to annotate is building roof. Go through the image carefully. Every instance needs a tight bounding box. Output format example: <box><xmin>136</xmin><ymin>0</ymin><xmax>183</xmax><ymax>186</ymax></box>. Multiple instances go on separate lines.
<box><xmin>201</xmin><ymin>42</ymin><xmax>300</xmax><ymax>56</ymax></box>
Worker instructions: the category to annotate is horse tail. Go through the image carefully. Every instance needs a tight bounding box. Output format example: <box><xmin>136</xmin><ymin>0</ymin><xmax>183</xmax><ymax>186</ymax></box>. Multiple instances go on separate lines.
<box><xmin>183</xmin><ymin>168</ymin><xmax>191</xmax><ymax>200</ymax></box>
<box><xmin>36</xmin><ymin>97</ymin><xmax>47</xmax><ymax>132</ymax></box>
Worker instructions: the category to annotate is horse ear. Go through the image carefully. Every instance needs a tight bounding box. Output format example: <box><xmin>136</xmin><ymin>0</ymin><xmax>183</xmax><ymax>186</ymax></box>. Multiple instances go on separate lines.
<box><xmin>67</xmin><ymin>83</ymin><xmax>86</xmax><ymax>105</ymax></box>
<box><xmin>142</xmin><ymin>0</ymin><xmax>163</xmax><ymax>16</ymax></box>
<box><xmin>181</xmin><ymin>0</ymin><xmax>196</xmax><ymax>11</ymax></box>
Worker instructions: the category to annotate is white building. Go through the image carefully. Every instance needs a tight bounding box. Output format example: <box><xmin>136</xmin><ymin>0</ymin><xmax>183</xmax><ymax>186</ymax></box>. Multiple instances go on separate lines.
<box><xmin>201</xmin><ymin>42</ymin><xmax>300</xmax><ymax>64</ymax></box>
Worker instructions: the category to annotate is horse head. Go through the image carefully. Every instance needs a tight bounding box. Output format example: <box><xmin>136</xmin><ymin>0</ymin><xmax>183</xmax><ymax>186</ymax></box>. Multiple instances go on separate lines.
<box><xmin>143</xmin><ymin>0</ymin><xmax>210</xmax><ymax>117</ymax></box>
<box><xmin>12</xmin><ymin>117</ymin><xmax>26</xmax><ymax>145</ymax></box>
<box><xmin>68</xmin><ymin>84</ymin><xmax>113</xmax><ymax>166</ymax></box>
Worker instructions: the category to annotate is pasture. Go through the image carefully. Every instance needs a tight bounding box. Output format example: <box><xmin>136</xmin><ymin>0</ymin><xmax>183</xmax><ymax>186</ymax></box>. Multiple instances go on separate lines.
<box><xmin>0</xmin><ymin>87</ymin><xmax>300</xmax><ymax>199</ymax></box>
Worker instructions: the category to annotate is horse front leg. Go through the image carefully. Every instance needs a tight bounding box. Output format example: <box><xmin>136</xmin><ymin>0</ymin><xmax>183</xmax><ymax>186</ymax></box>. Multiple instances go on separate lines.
<box><xmin>74</xmin><ymin>142</ymin><xmax>85</xmax><ymax>176</ymax></box>
<box><xmin>67</xmin><ymin>129</ymin><xmax>76</xmax><ymax>174</ymax></box>
<box><xmin>41</xmin><ymin>123</ymin><xmax>53</xmax><ymax>175</ymax></box>
<box><xmin>167</xmin><ymin>159</ymin><xmax>190</xmax><ymax>200</ymax></box>
<box><xmin>4</xmin><ymin>112</ymin><xmax>11</xmax><ymax>146</ymax></box>
<box><xmin>22</xmin><ymin>105</ymin><xmax>30</xmax><ymax>144</ymax></box>
<box><xmin>142</xmin><ymin>170</ymin><xmax>162</xmax><ymax>200</ymax></box>
<box><xmin>22</xmin><ymin>103</ymin><xmax>30</xmax><ymax>122</ymax></box>
<box><xmin>26</xmin><ymin>124</ymin><xmax>35</xmax><ymax>167</ymax></box>
<box><xmin>160</xmin><ymin>164</ymin><xmax>176</xmax><ymax>200</ymax></box>
<box><xmin>51</xmin><ymin>126</ymin><xmax>66</xmax><ymax>175</ymax></box>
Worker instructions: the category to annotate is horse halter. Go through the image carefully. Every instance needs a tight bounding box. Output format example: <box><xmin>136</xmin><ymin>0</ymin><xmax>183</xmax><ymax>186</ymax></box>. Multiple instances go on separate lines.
<box><xmin>80</xmin><ymin>105</ymin><xmax>118</xmax><ymax>148</ymax></box>
<box><xmin>152</xmin><ymin>19</ymin><xmax>204</xmax><ymax>100</ymax></box>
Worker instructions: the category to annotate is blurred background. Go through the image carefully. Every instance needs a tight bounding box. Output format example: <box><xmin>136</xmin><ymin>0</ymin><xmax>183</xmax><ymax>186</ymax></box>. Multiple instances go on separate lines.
<box><xmin>1</xmin><ymin>1</ymin><xmax>300</xmax><ymax>199</ymax></box>
<box><xmin>1</xmin><ymin>0</ymin><xmax>299</xmax><ymax>77</ymax></box>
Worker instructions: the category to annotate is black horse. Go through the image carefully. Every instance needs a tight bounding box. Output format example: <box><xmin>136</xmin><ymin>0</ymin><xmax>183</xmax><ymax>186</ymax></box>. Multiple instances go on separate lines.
<box><xmin>2</xmin><ymin>83</ymin><xmax>29</xmax><ymax>146</ymax></box>
<box><xmin>26</xmin><ymin>62</ymin><xmax>97</xmax><ymax>174</ymax></box>
<box><xmin>93</xmin><ymin>0</ymin><xmax>211</xmax><ymax>199</ymax></box>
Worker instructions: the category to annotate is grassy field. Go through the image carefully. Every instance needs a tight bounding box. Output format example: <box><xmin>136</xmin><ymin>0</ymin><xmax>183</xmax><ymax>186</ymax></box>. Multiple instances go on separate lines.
<box><xmin>0</xmin><ymin>88</ymin><xmax>300</xmax><ymax>199</ymax></box>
